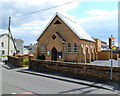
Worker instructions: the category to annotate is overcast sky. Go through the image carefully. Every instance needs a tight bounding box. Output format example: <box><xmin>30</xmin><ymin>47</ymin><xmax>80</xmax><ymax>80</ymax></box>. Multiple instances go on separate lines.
<box><xmin>0</xmin><ymin>0</ymin><xmax>119</xmax><ymax>46</ymax></box>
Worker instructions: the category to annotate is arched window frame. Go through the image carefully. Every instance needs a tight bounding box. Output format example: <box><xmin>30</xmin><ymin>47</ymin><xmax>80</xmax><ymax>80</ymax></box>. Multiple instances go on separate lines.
<box><xmin>41</xmin><ymin>44</ymin><xmax>44</xmax><ymax>53</ymax></box>
<box><xmin>74</xmin><ymin>43</ymin><xmax>77</xmax><ymax>53</ymax></box>
<box><xmin>67</xmin><ymin>43</ymin><xmax>71</xmax><ymax>52</ymax></box>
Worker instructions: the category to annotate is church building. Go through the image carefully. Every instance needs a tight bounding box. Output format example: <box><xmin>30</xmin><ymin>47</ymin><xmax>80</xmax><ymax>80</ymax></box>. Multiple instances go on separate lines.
<box><xmin>37</xmin><ymin>13</ymin><xmax>98</xmax><ymax>63</ymax></box>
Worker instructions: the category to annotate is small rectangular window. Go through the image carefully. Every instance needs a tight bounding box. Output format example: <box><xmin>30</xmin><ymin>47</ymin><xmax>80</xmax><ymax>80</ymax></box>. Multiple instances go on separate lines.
<box><xmin>41</xmin><ymin>44</ymin><xmax>44</xmax><ymax>53</ymax></box>
<box><xmin>74</xmin><ymin>43</ymin><xmax>77</xmax><ymax>52</ymax></box>
<box><xmin>67</xmin><ymin>43</ymin><xmax>71</xmax><ymax>52</ymax></box>
<box><xmin>1</xmin><ymin>42</ymin><xmax>4</xmax><ymax>47</ymax></box>
<box><xmin>1</xmin><ymin>50</ymin><xmax>5</xmax><ymax>56</ymax></box>
<box><xmin>11</xmin><ymin>50</ymin><xmax>13</xmax><ymax>53</ymax></box>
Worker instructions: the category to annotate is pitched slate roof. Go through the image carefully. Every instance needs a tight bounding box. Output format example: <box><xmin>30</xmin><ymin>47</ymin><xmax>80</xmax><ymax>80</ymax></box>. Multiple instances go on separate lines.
<box><xmin>0</xmin><ymin>33</ymin><xmax>6</xmax><ymax>38</ymax></box>
<box><xmin>37</xmin><ymin>13</ymin><xmax>95</xmax><ymax>42</ymax></box>
<box><xmin>0</xmin><ymin>33</ymin><xmax>11</xmax><ymax>39</ymax></box>
<box><xmin>0</xmin><ymin>34</ymin><xmax>24</xmax><ymax>42</ymax></box>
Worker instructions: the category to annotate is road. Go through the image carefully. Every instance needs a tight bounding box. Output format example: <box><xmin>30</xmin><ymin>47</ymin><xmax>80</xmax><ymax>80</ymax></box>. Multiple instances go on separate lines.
<box><xmin>2</xmin><ymin>65</ymin><xmax>119</xmax><ymax>95</ymax></box>
<box><xmin>0</xmin><ymin>64</ymin><xmax>2</xmax><ymax>95</ymax></box>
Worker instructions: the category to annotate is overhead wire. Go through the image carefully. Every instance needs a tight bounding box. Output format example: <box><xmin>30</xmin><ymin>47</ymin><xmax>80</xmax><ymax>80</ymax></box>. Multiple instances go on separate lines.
<box><xmin>1</xmin><ymin>0</ymin><xmax>79</xmax><ymax>29</ymax></box>
<box><xmin>17</xmin><ymin>0</ymin><xmax>79</xmax><ymax>17</ymax></box>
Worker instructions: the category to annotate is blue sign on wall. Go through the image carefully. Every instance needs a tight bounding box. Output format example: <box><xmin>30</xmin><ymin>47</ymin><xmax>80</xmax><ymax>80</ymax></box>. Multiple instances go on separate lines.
<box><xmin>58</xmin><ymin>52</ymin><xmax>62</xmax><ymax>58</ymax></box>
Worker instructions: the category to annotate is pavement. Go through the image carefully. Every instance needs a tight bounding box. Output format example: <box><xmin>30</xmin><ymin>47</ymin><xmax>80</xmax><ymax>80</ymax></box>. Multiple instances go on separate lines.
<box><xmin>1</xmin><ymin>62</ymin><xmax>120</xmax><ymax>93</ymax></box>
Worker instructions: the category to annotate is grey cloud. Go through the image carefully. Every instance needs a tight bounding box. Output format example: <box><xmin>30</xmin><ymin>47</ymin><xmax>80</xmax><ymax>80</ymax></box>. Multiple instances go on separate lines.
<box><xmin>0</xmin><ymin>1</ymin><xmax>58</xmax><ymax>29</ymax></box>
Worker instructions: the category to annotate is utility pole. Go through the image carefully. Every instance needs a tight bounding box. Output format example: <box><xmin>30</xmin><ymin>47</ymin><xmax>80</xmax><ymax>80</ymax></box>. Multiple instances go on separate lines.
<box><xmin>8</xmin><ymin>17</ymin><xmax>11</xmax><ymax>55</ymax></box>
<box><xmin>8</xmin><ymin>17</ymin><xmax>18</xmax><ymax>54</ymax></box>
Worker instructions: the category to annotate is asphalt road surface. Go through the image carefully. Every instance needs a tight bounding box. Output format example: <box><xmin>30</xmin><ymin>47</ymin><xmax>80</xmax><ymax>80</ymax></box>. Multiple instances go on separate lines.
<box><xmin>2</xmin><ymin>66</ymin><xmax>119</xmax><ymax>95</ymax></box>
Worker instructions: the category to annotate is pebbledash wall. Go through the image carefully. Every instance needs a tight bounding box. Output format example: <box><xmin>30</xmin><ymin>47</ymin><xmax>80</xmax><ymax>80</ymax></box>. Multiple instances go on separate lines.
<box><xmin>29</xmin><ymin>59</ymin><xmax>120</xmax><ymax>82</ymax></box>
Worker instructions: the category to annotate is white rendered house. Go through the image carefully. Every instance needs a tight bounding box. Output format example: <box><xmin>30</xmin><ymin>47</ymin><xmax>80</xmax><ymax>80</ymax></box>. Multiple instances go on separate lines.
<box><xmin>0</xmin><ymin>33</ymin><xmax>24</xmax><ymax>56</ymax></box>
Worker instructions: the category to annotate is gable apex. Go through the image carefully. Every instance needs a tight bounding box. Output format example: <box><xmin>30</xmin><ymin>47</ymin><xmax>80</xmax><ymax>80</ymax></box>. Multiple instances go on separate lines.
<box><xmin>54</xmin><ymin>20</ymin><xmax>61</xmax><ymax>24</ymax></box>
<box><xmin>37</xmin><ymin>13</ymin><xmax>58</xmax><ymax>41</ymax></box>
<box><xmin>37</xmin><ymin>13</ymin><xmax>95</xmax><ymax>42</ymax></box>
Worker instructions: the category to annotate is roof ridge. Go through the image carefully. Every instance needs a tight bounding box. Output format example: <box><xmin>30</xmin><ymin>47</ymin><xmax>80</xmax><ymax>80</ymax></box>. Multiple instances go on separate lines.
<box><xmin>56</xmin><ymin>12</ymin><xmax>95</xmax><ymax>42</ymax></box>
<box><xmin>0</xmin><ymin>33</ymin><xmax>7</xmax><ymax>38</ymax></box>
<box><xmin>0</xmin><ymin>33</ymin><xmax>6</xmax><ymax>36</ymax></box>
<box><xmin>37</xmin><ymin>12</ymin><xmax>95</xmax><ymax>42</ymax></box>
<box><xmin>56</xmin><ymin>12</ymin><xmax>77</xmax><ymax>23</ymax></box>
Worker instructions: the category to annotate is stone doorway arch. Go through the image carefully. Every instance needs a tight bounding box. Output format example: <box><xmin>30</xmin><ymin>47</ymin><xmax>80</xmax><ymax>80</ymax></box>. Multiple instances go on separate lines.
<box><xmin>51</xmin><ymin>47</ymin><xmax>57</xmax><ymax>61</ymax></box>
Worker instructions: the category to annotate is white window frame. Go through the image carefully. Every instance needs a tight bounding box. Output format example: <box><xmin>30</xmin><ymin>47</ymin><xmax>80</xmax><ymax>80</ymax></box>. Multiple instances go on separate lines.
<box><xmin>74</xmin><ymin>43</ymin><xmax>77</xmax><ymax>53</ymax></box>
<box><xmin>41</xmin><ymin>44</ymin><xmax>44</xmax><ymax>53</ymax></box>
<box><xmin>67</xmin><ymin>43</ymin><xmax>71</xmax><ymax>53</ymax></box>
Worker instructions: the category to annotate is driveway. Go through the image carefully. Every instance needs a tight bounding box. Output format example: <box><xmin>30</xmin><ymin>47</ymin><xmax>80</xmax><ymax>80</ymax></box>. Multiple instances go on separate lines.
<box><xmin>88</xmin><ymin>60</ymin><xmax>119</xmax><ymax>67</ymax></box>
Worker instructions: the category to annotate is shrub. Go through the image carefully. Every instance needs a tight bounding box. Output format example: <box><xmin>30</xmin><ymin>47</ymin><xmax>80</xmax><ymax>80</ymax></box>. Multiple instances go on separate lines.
<box><xmin>23</xmin><ymin>58</ymin><xmax>29</xmax><ymax>66</ymax></box>
<box><xmin>37</xmin><ymin>54</ymin><xmax>45</xmax><ymax>60</ymax></box>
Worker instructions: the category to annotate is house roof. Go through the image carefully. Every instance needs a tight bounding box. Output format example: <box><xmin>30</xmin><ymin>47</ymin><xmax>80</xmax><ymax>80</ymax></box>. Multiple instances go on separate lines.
<box><xmin>0</xmin><ymin>33</ymin><xmax>6</xmax><ymax>38</ymax></box>
<box><xmin>0</xmin><ymin>33</ymin><xmax>12</xmax><ymax>39</ymax></box>
<box><xmin>0</xmin><ymin>33</ymin><xmax>24</xmax><ymax>42</ymax></box>
<box><xmin>101</xmin><ymin>41</ymin><xmax>107</xmax><ymax>44</ymax></box>
<box><xmin>14</xmin><ymin>39</ymin><xmax>24</xmax><ymax>42</ymax></box>
<box><xmin>37</xmin><ymin>12</ymin><xmax>95</xmax><ymax>42</ymax></box>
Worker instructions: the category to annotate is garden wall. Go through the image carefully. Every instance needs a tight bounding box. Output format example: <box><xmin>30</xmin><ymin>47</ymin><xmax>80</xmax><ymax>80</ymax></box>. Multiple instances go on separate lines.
<box><xmin>8</xmin><ymin>56</ymin><xmax>24</xmax><ymax>67</ymax></box>
<box><xmin>29</xmin><ymin>59</ymin><xmax>120</xmax><ymax>82</ymax></box>
<box><xmin>8</xmin><ymin>54</ymin><xmax>35</xmax><ymax>67</ymax></box>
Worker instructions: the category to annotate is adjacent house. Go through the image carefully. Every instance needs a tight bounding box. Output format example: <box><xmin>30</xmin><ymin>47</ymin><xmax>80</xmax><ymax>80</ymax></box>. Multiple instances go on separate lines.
<box><xmin>14</xmin><ymin>39</ymin><xmax>24</xmax><ymax>54</ymax></box>
<box><xmin>37</xmin><ymin>13</ymin><xmax>98</xmax><ymax>63</ymax></box>
<box><xmin>24</xmin><ymin>44</ymin><xmax>37</xmax><ymax>54</ymax></box>
<box><xmin>23</xmin><ymin>48</ymin><xmax>29</xmax><ymax>54</ymax></box>
<box><xmin>94</xmin><ymin>38</ymin><xmax>109</xmax><ymax>52</ymax></box>
<box><xmin>0</xmin><ymin>33</ymin><xmax>15</xmax><ymax>56</ymax></box>
<box><xmin>0</xmin><ymin>33</ymin><xmax>24</xmax><ymax>56</ymax></box>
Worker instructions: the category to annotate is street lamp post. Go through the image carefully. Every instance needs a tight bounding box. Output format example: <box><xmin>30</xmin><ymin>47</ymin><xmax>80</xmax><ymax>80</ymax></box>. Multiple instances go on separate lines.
<box><xmin>110</xmin><ymin>49</ymin><xmax>113</xmax><ymax>81</ymax></box>
<box><xmin>109</xmin><ymin>35</ymin><xmax>115</xmax><ymax>81</ymax></box>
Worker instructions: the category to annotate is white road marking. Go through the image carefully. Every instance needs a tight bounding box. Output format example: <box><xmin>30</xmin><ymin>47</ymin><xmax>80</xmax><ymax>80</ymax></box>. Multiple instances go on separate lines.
<box><xmin>11</xmin><ymin>93</ymin><xmax>16</xmax><ymax>94</ymax></box>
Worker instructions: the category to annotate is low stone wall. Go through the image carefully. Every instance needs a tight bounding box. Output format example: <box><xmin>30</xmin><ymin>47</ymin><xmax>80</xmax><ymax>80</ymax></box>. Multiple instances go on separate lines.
<box><xmin>113</xmin><ymin>53</ymin><xmax>119</xmax><ymax>60</ymax></box>
<box><xmin>8</xmin><ymin>56</ymin><xmax>24</xmax><ymax>67</ymax></box>
<box><xmin>98</xmin><ymin>51</ymin><xmax>119</xmax><ymax>60</ymax></box>
<box><xmin>29</xmin><ymin>59</ymin><xmax>120</xmax><ymax>82</ymax></box>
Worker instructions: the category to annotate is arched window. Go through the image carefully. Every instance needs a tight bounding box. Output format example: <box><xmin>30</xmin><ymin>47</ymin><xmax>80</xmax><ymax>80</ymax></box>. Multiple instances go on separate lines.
<box><xmin>74</xmin><ymin>43</ymin><xmax>77</xmax><ymax>52</ymax></box>
<box><xmin>41</xmin><ymin>44</ymin><xmax>44</xmax><ymax>53</ymax></box>
<box><xmin>67</xmin><ymin>43</ymin><xmax>71</xmax><ymax>52</ymax></box>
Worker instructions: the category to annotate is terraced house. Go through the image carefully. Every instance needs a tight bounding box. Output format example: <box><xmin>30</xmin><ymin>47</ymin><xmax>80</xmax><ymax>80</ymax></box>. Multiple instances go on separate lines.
<box><xmin>37</xmin><ymin>13</ymin><xmax>98</xmax><ymax>63</ymax></box>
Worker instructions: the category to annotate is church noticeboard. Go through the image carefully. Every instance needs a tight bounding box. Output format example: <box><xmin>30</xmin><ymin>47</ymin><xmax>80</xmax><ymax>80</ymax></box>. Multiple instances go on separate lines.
<box><xmin>47</xmin><ymin>50</ymin><xmax>50</xmax><ymax>56</ymax></box>
<box><xmin>58</xmin><ymin>52</ymin><xmax>62</xmax><ymax>58</ymax></box>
